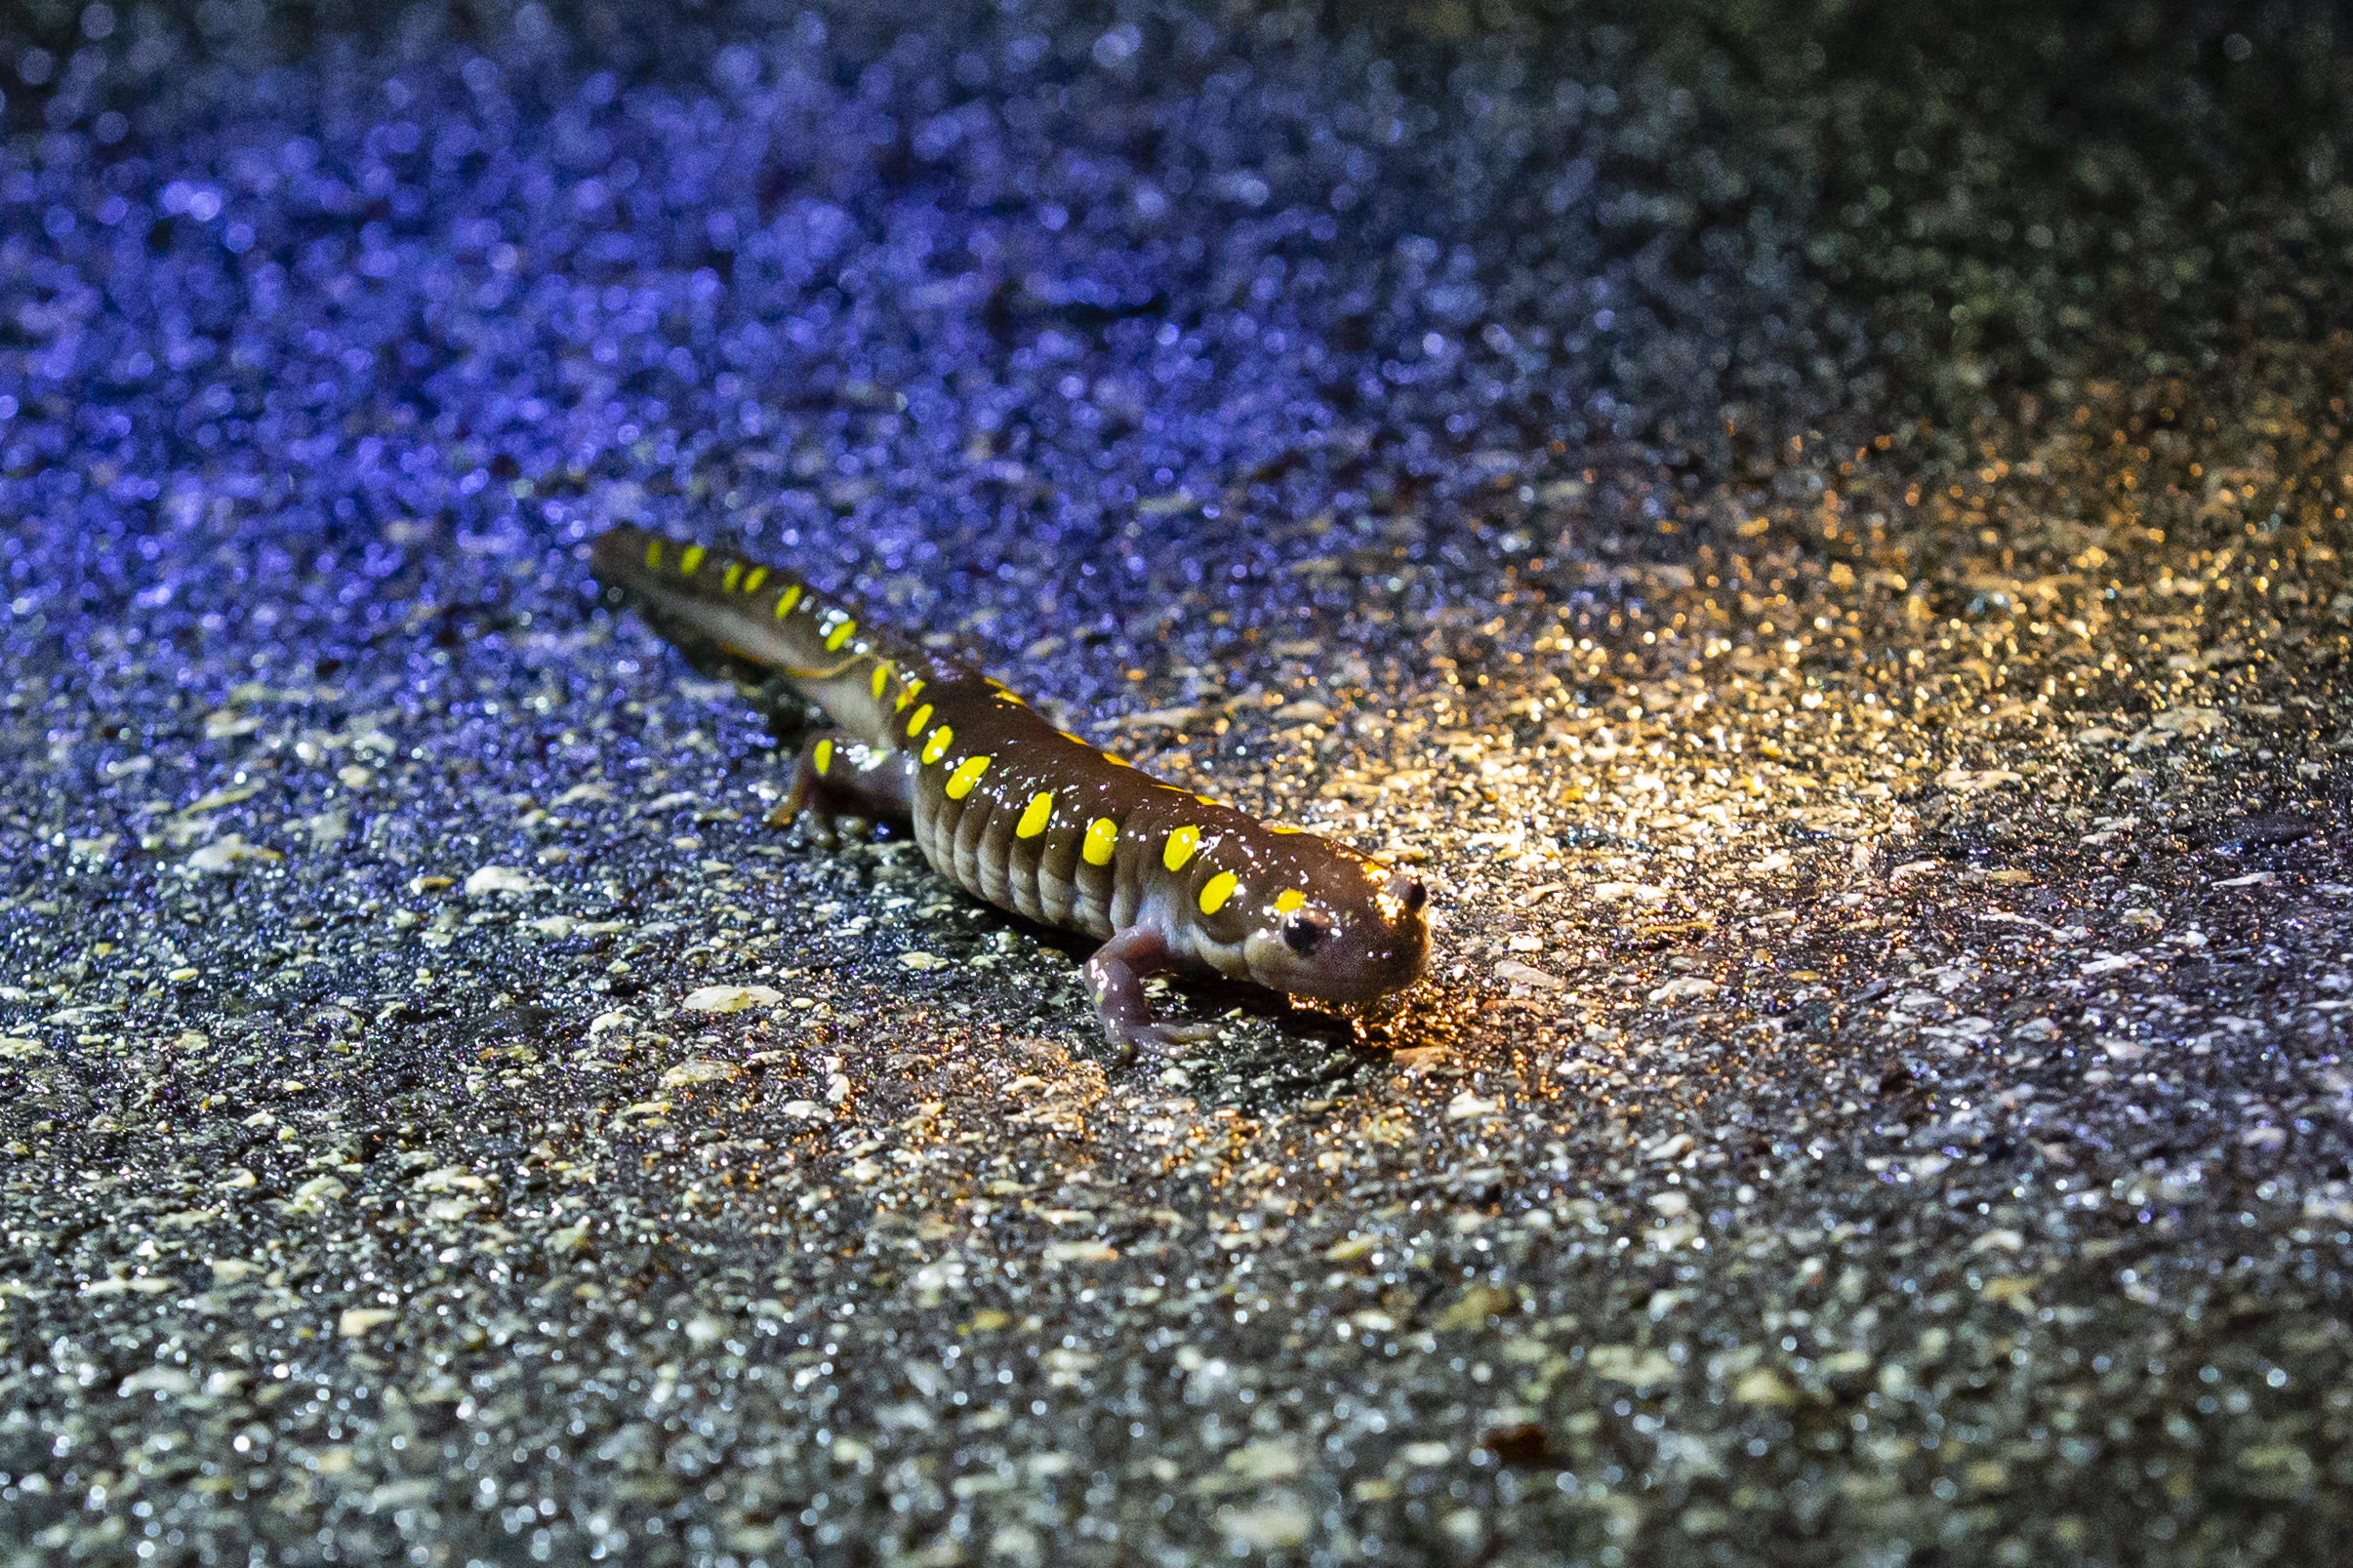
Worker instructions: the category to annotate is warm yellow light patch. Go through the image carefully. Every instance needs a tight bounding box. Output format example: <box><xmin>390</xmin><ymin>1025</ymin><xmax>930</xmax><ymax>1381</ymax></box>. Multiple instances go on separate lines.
<box><xmin>906</xmin><ymin>703</ymin><xmax>934</xmax><ymax>738</ymax></box>
<box><xmin>680</xmin><ymin>544</ymin><xmax>706</xmax><ymax>575</ymax></box>
<box><xmin>643</xmin><ymin>539</ymin><xmax>663</xmax><ymax>570</ymax></box>
<box><xmin>1082</xmin><ymin>818</ymin><xmax>1118</xmax><ymax>866</ymax></box>
<box><xmin>1016</xmin><ymin>791</ymin><xmax>1054</xmax><ymax>839</ymax></box>
<box><xmin>1198</xmin><ymin>871</ymin><xmax>1238</xmax><ymax>915</ymax></box>
<box><xmin>921</xmin><ymin>726</ymin><xmax>954</xmax><ymax>766</ymax></box>
<box><xmin>1274</xmin><ymin>889</ymin><xmax>1307</xmax><ymax>913</ymax></box>
<box><xmin>825</xmin><ymin>618</ymin><xmax>857</xmax><ymax>652</ymax></box>
<box><xmin>1162</xmin><ymin>825</ymin><xmax>1201</xmax><ymax>872</ymax></box>
<box><xmin>743</xmin><ymin>566</ymin><xmax>767</xmax><ymax>593</ymax></box>
<box><xmin>944</xmin><ymin>755</ymin><xmax>991</xmax><ymax>799</ymax></box>
<box><xmin>897</xmin><ymin>676</ymin><xmax>924</xmax><ymax>712</ymax></box>
<box><xmin>774</xmin><ymin>583</ymin><xmax>802</xmax><ymax>620</ymax></box>
<box><xmin>870</xmin><ymin>663</ymin><xmax>891</xmax><ymax>700</ymax></box>
<box><xmin>813</xmin><ymin>739</ymin><xmax>833</xmax><ymax>776</ymax></box>
<box><xmin>722</xmin><ymin>563</ymin><xmax>743</xmax><ymax>592</ymax></box>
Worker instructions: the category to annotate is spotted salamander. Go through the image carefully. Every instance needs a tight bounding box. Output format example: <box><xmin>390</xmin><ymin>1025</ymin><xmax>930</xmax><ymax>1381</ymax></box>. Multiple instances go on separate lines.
<box><xmin>590</xmin><ymin>524</ymin><xmax>1429</xmax><ymax>1051</ymax></box>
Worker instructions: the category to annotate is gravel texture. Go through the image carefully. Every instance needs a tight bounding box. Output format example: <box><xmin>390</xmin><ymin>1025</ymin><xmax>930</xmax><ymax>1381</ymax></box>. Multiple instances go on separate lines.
<box><xmin>3</xmin><ymin>3</ymin><xmax>2351</xmax><ymax>1564</ymax></box>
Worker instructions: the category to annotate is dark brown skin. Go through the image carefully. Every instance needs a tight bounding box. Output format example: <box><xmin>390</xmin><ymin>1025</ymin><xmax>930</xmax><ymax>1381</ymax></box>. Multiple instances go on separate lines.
<box><xmin>590</xmin><ymin>524</ymin><xmax>1430</xmax><ymax>1050</ymax></box>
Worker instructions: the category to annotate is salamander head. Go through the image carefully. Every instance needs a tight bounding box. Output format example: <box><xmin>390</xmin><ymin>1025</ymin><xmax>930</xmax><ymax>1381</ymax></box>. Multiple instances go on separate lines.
<box><xmin>1237</xmin><ymin>854</ymin><xmax>1429</xmax><ymax>1004</ymax></box>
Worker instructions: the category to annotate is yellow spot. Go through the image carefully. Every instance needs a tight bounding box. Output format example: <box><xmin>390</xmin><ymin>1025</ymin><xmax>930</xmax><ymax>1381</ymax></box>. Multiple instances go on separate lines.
<box><xmin>680</xmin><ymin>544</ymin><xmax>706</xmax><ymax>575</ymax></box>
<box><xmin>1162</xmin><ymin>825</ymin><xmax>1200</xmax><ymax>872</ymax></box>
<box><xmin>722</xmin><ymin>563</ymin><xmax>743</xmax><ymax>592</ymax></box>
<box><xmin>1198</xmin><ymin>871</ymin><xmax>1238</xmax><ymax>915</ymax></box>
<box><xmin>642</xmin><ymin>538</ymin><xmax>663</xmax><ymax>570</ymax></box>
<box><xmin>870</xmin><ymin>663</ymin><xmax>891</xmax><ymax>700</ymax></box>
<box><xmin>944</xmin><ymin>755</ymin><xmax>991</xmax><ymax>799</ymax></box>
<box><xmin>1016</xmin><ymin>791</ymin><xmax>1054</xmax><ymax>839</ymax></box>
<box><xmin>1274</xmin><ymin>889</ymin><xmax>1307</xmax><ymax>913</ymax></box>
<box><xmin>897</xmin><ymin>676</ymin><xmax>924</xmax><ymax>713</ymax></box>
<box><xmin>774</xmin><ymin>583</ymin><xmax>802</xmax><ymax>620</ymax></box>
<box><xmin>812</xmin><ymin>739</ymin><xmax>833</xmax><ymax>776</ymax></box>
<box><xmin>743</xmin><ymin>566</ymin><xmax>767</xmax><ymax>593</ymax></box>
<box><xmin>906</xmin><ymin>703</ymin><xmax>934</xmax><ymax>738</ymax></box>
<box><xmin>1082</xmin><ymin>818</ymin><xmax>1118</xmax><ymax>866</ymax></box>
<box><xmin>825</xmin><ymin>618</ymin><xmax>858</xmax><ymax>652</ymax></box>
<box><xmin>921</xmin><ymin>726</ymin><xmax>954</xmax><ymax>766</ymax></box>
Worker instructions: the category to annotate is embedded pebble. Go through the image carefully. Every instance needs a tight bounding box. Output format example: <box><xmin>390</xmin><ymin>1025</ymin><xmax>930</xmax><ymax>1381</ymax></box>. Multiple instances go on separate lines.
<box><xmin>183</xmin><ymin>835</ymin><xmax>279</xmax><ymax>872</ymax></box>
<box><xmin>463</xmin><ymin>865</ymin><xmax>542</xmax><ymax>896</ymax></box>
<box><xmin>659</xmin><ymin>1058</ymin><xmax>740</xmax><ymax>1087</ymax></box>
<box><xmin>678</xmin><ymin>984</ymin><xmax>784</xmax><ymax>1013</ymax></box>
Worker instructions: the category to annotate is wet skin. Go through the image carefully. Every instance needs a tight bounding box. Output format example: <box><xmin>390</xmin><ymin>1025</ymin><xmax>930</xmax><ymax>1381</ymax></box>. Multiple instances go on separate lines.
<box><xmin>590</xmin><ymin>524</ymin><xmax>1430</xmax><ymax>1051</ymax></box>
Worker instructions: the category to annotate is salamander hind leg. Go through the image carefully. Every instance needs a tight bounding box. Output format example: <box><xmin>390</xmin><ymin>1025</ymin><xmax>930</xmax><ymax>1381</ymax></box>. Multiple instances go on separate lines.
<box><xmin>1084</xmin><ymin>925</ymin><xmax>1216</xmax><ymax>1060</ymax></box>
<box><xmin>767</xmin><ymin>732</ymin><xmax>913</xmax><ymax>831</ymax></box>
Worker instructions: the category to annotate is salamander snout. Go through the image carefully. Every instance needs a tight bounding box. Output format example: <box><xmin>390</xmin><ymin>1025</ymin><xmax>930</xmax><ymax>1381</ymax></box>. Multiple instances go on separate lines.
<box><xmin>1243</xmin><ymin>862</ymin><xmax>1430</xmax><ymax>1005</ymax></box>
<box><xmin>1387</xmin><ymin>871</ymin><xmax>1426</xmax><ymax>915</ymax></box>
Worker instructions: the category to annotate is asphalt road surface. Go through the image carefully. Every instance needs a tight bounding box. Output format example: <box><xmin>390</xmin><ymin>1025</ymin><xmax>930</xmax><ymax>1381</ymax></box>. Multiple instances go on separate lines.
<box><xmin>3</xmin><ymin>3</ymin><xmax>2349</xmax><ymax>1564</ymax></box>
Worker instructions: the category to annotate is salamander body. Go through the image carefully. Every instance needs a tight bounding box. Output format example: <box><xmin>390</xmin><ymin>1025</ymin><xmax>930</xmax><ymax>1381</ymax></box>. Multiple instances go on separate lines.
<box><xmin>590</xmin><ymin>524</ymin><xmax>1428</xmax><ymax>1049</ymax></box>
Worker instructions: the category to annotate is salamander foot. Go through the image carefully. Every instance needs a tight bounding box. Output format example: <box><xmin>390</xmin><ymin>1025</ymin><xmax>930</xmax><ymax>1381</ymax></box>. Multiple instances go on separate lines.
<box><xmin>1100</xmin><ymin>1017</ymin><xmax>1216</xmax><ymax>1062</ymax></box>
<box><xmin>1086</xmin><ymin>926</ymin><xmax>1211</xmax><ymax>1061</ymax></box>
<box><xmin>766</xmin><ymin>731</ymin><xmax>913</xmax><ymax>833</ymax></box>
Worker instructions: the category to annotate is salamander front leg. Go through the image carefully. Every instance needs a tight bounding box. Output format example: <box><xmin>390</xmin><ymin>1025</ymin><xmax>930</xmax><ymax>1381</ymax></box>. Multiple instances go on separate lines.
<box><xmin>766</xmin><ymin>732</ymin><xmax>913</xmax><ymax>829</ymax></box>
<box><xmin>1085</xmin><ymin>926</ymin><xmax>1215</xmax><ymax>1059</ymax></box>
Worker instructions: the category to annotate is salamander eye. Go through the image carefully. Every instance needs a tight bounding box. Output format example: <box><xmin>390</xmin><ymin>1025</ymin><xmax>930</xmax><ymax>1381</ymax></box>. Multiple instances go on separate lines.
<box><xmin>1281</xmin><ymin>911</ymin><xmax>1329</xmax><ymax>956</ymax></box>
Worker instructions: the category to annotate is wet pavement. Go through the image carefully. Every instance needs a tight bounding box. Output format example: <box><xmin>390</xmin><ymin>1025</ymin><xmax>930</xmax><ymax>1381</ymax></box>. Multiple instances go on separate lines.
<box><xmin>3</xmin><ymin>3</ymin><xmax>2350</xmax><ymax>1564</ymax></box>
